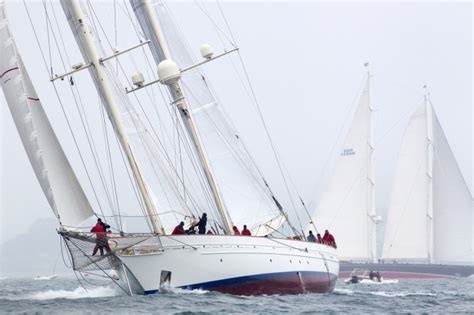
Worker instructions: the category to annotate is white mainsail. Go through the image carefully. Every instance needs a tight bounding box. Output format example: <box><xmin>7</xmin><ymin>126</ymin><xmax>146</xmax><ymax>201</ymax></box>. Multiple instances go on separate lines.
<box><xmin>0</xmin><ymin>2</ymin><xmax>94</xmax><ymax>228</ymax></box>
<box><xmin>382</xmin><ymin>101</ymin><xmax>473</xmax><ymax>263</ymax></box>
<box><xmin>310</xmin><ymin>77</ymin><xmax>377</xmax><ymax>262</ymax></box>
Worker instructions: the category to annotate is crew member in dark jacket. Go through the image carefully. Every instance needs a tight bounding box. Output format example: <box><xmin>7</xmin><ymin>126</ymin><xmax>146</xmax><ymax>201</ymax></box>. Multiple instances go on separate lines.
<box><xmin>307</xmin><ymin>230</ymin><xmax>316</xmax><ymax>242</ymax></box>
<box><xmin>197</xmin><ymin>213</ymin><xmax>207</xmax><ymax>234</ymax></box>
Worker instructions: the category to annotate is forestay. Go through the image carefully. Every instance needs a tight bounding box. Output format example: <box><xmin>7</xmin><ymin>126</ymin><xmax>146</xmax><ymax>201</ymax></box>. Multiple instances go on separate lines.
<box><xmin>0</xmin><ymin>1</ymin><xmax>94</xmax><ymax>228</ymax></box>
<box><xmin>310</xmin><ymin>78</ymin><xmax>377</xmax><ymax>262</ymax></box>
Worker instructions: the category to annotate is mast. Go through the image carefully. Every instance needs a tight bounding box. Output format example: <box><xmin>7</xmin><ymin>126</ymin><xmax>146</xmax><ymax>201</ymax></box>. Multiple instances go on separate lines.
<box><xmin>60</xmin><ymin>0</ymin><xmax>164</xmax><ymax>234</ymax></box>
<box><xmin>366</xmin><ymin>65</ymin><xmax>377</xmax><ymax>263</ymax></box>
<box><xmin>130</xmin><ymin>0</ymin><xmax>234</xmax><ymax>234</ymax></box>
<box><xmin>424</xmin><ymin>87</ymin><xmax>434</xmax><ymax>263</ymax></box>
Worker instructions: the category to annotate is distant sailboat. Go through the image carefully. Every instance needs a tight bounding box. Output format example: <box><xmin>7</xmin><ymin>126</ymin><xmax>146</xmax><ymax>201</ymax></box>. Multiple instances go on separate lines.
<box><xmin>33</xmin><ymin>252</ymin><xmax>61</xmax><ymax>281</ymax></box>
<box><xmin>336</xmin><ymin>89</ymin><xmax>473</xmax><ymax>278</ymax></box>
<box><xmin>310</xmin><ymin>70</ymin><xmax>379</xmax><ymax>263</ymax></box>
<box><xmin>381</xmin><ymin>97</ymin><xmax>473</xmax><ymax>266</ymax></box>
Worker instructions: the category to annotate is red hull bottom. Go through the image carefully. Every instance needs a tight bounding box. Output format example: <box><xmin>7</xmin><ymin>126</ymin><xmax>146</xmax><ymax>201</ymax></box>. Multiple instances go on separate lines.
<box><xmin>182</xmin><ymin>271</ymin><xmax>338</xmax><ymax>296</ymax></box>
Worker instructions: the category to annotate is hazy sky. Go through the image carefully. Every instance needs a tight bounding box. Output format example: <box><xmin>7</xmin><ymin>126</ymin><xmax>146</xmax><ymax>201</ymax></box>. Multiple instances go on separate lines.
<box><xmin>1</xmin><ymin>1</ymin><xmax>472</xmax><ymax>245</ymax></box>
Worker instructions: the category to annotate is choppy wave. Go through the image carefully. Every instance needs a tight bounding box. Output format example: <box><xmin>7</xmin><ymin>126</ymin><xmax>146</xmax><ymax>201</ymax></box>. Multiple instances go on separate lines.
<box><xmin>334</xmin><ymin>287</ymin><xmax>436</xmax><ymax>298</ymax></box>
<box><xmin>369</xmin><ymin>291</ymin><xmax>436</xmax><ymax>298</ymax></box>
<box><xmin>30</xmin><ymin>286</ymin><xmax>118</xmax><ymax>300</ymax></box>
<box><xmin>0</xmin><ymin>278</ymin><xmax>473</xmax><ymax>313</ymax></box>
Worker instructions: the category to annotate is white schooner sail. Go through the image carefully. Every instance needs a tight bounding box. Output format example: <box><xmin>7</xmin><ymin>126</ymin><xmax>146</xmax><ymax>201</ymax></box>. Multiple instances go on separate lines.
<box><xmin>0</xmin><ymin>1</ymin><xmax>94</xmax><ymax>228</ymax></box>
<box><xmin>382</xmin><ymin>99</ymin><xmax>473</xmax><ymax>264</ymax></box>
<box><xmin>310</xmin><ymin>75</ymin><xmax>377</xmax><ymax>262</ymax></box>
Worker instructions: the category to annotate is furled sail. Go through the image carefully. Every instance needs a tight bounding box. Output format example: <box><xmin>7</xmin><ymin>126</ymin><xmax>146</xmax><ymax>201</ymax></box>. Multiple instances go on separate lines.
<box><xmin>382</xmin><ymin>102</ymin><xmax>473</xmax><ymax>264</ymax></box>
<box><xmin>0</xmin><ymin>2</ymin><xmax>94</xmax><ymax>228</ymax></box>
<box><xmin>130</xmin><ymin>0</ymin><xmax>283</xmax><ymax>230</ymax></box>
<box><xmin>310</xmin><ymin>78</ymin><xmax>377</xmax><ymax>262</ymax></box>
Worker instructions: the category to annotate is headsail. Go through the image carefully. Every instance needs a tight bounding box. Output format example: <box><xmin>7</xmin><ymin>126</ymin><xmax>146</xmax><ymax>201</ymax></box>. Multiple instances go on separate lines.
<box><xmin>0</xmin><ymin>2</ymin><xmax>94</xmax><ymax>227</ymax></box>
<box><xmin>382</xmin><ymin>101</ymin><xmax>473</xmax><ymax>264</ymax></box>
<box><xmin>310</xmin><ymin>77</ymin><xmax>377</xmax><ymax>262</ymax></box>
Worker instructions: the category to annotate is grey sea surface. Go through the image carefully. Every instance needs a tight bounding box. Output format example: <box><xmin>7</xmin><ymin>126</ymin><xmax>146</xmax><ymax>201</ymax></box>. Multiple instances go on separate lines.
<box><xmin>0</xmin><ymin>276</ymin><xmax>473</xmax><ymax>314</ymax></box>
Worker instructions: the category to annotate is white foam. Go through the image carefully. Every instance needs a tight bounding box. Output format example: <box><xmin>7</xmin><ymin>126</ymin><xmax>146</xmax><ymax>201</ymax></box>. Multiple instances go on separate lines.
<box><xmin>30</xmin><ymin>286</ymin><xmax>118</xmax><ymax>300</ymax></box>
<box><xmin>160</xmin><ymin>286</ymin><xmax>209</xmax><ymax>295</ymax></box>
<box><xmin>333</xmin><ymin>288</ymin><xmax>354</xmax><ymax>295</ymax></box>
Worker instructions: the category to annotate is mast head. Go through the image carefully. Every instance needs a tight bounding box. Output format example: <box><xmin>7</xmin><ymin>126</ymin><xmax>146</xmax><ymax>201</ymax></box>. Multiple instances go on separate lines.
<box><xmin>157</xmin><ymin>59</ymin><xmax>181</xmax><ymax>85</ymax></box>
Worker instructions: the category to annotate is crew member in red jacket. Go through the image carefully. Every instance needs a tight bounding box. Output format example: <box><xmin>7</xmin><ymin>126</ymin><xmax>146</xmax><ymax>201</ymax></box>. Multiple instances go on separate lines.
<box><xmin>241</xmin><ymin>225</ymin><xmax>251</xmax><ymax>236</ymax></box>
<box><xmin>322</xmin><ymin>229</ymin><xmax>337</xmax><ymax>248</ymax></box>
<box><xmin>91</xmin><ymin>218</ymin><xmax>110</xmax><ymax>256</ymax></box>
<box><xmin>172</xmin><ymin>222</ymin><xmax>186</xmax><ymax>235</ymax></box>
<box><xmin>232</xmin><ymin>226</ymin><xmax>241</xmax><ymax>235</ymax></box>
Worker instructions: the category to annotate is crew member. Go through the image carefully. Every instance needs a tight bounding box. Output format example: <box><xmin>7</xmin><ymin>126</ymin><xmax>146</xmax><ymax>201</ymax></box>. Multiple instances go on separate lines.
<box><xmin>322</xmin><ymin>229</ymin><xmax>337</xmax><ymax>248</ymax></box>
<box><xmin>233</xmin><ymin>226</ymin><xmax>241</xmax><ymax>235</ymax></box>
<box><xmin>172</xmin><ymin>221</ymin><xmax>185</xmax><ymax>235</ymax></box>
<box><xmin>91</xmin><ymin>218</ymin><xmax>110</xmax><ymax>256</ymax></box>
<box><xmin>241</xmin><ymin>225</ymin><xmax>251</xmax><ymax>236</ymax></box>
<box><xmin>197</xmin><ymin>213</ymin><xmax>207</xmax><ymax>235</ymax></box>
<box><xmin>307</xmin><ymin>230</ymin><xmax>316</xmax><ymax>242</ymax></box>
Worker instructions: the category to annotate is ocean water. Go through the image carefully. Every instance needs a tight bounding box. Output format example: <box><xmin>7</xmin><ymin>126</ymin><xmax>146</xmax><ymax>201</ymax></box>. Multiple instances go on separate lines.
<box><xmin>0</xmin><ymin>277</ymin><xmax>473</xmax><ymax>313</ymax></box>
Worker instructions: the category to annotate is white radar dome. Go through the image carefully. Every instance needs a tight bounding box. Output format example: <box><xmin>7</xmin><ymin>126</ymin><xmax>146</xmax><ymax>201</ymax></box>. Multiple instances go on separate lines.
<box><xmin>157</xmin><ymin>59</ymin><xmax>181</xmax><ymax>85</ymax></box>
<box><xmin>200</xmin><ymin>44</ymin><xmax>213</xmax><ymax>59</ymax></box>
<box><xmin>132</xmin><ymin>72</ymin><xmax>145</xmax><ymax>87</ymax></box>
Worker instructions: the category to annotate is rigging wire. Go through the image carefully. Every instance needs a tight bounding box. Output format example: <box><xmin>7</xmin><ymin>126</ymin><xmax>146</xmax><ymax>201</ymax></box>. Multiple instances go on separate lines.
<box><xmin>99</xmin><ymin>96</ymin><xmax>123</xmax><ymax>231</ymax></box>
<box><xmin>194</xmin><ymin>0</ymin><xmax>236</xmax><ymax>48</ymax></box>
<box><xmin>215</xmin><ymin>1</ymin><xmax>304</xmax><ymax>233</ymax></box>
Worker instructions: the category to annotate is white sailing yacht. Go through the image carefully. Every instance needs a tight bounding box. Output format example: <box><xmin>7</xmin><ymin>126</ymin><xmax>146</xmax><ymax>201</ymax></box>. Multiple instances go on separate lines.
<box><xmin>0</xmin><ymin>0</ymin><xmax>338</xmax><ymax>295</ymax></box>
<box><xmin>379</xmin><ymin>96</ymin><xmax>474</xmax><ymax>277</ymax></box>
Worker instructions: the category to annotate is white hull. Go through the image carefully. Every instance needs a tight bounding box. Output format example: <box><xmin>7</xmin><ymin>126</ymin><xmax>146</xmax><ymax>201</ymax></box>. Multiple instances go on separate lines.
<box><xmin>115</xmin><ymin>235</ymin><xmax>339</xmax><ymax>295</ymax></box>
